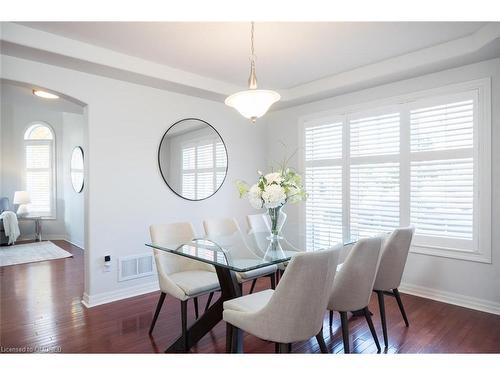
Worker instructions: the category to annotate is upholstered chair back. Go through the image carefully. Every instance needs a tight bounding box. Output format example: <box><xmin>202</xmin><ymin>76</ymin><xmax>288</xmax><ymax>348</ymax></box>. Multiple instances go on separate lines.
<box><xmin>255</xmin><ymin>245</ymin><xmax>341</xmax><ymax>343</ymax></box>
<box><xmin>203</xmin><ymin>218</ymin><xmax>259</xmax><ymax>260</ymax></box>
<box><xmin>373</xmin><ymin>226</ymin><xmax>415</xmax><ymax>291</ymax></box>
<box><xmin>246</xmin><ymin>214</ymin><xmax>268</xmax><ymax>233</ymax></box>
<box><xmin>0</xmin><ymin>197</ymin><xmax>9</xmax><ymax>213</ymax></box>
<box><xmin>203</xmin><ymin>218</ymin><xmax>240</xmax><ymax>237</ymax></box>
<box><xmin>329</xmin><ymin>237</ymin><xmax>383</xmax><ymax>312</ymax></box>
<box><xmin>149</xmin><ymin>222</ymin><xmax>212</xmax><ymax>291</ymax></box>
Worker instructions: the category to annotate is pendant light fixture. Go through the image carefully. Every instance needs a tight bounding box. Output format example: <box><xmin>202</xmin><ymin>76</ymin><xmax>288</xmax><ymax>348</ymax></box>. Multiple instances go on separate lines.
<box><xmin>225</xmin><ymin>22</ymin><xmax>280</xmax><ymax>123</ymax></box>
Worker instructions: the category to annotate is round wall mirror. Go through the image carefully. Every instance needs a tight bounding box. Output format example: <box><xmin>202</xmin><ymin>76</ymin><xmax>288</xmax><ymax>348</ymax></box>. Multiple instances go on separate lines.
<box><xmin>70</xmin><ymin>146</ymin><xmax>84</xmax><ymax>193</ymax></box>
<box><xmin>158</xmin><ymin>118</ymin><xmax>228</xmax><ymax>201</ymax></box>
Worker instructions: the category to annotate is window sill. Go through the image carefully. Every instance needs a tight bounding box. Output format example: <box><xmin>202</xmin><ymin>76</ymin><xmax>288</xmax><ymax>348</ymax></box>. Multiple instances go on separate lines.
<box><xmin>410</xmin><ymin>244</ymin><xmax>491</xmax><ymax>264</ymax></box>
<box><xmin>20</xmin><ymin>215</ymin><xmax>56</xmax><ymax>221</ymax></box>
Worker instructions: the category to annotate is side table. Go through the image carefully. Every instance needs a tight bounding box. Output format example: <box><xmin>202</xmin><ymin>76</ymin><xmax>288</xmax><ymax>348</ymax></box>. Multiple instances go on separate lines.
<box><xmin>17</xmin><ymin>215</ymin><xmax>42</xmax><ymax>242</ymax></box>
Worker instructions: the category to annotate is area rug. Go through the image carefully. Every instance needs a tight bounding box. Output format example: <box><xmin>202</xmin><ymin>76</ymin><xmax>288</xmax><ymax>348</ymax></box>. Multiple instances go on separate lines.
<box><xmin>0</xmin><ymin>241</ymin><xmax>72</xmax><ymax>267</ymax></box>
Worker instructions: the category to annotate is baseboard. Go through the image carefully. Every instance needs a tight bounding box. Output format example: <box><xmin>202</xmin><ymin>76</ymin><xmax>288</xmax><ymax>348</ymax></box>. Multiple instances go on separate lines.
<box><xmin>17</xmin><ymin>234</ymin><xmax>84</xmax><ymax>249</ymax></box>
<box><xmin>62</xmin><ymin>237</ymin><xmax>84</xmax><ymax>250</ymax></box>
<box><xmin>81</xmin><ymin>282</ymin><xmax>159</xmax><ymax>308</ymax></box>
<box><xmin>18</xmin><ymin>234</ymin><xmax>67</xmax><ymax>242</ymax></box>
<box><xmin>399</xmin><ymin>282</ymin><xmax>500</xmax><ymax>316</ymax></box>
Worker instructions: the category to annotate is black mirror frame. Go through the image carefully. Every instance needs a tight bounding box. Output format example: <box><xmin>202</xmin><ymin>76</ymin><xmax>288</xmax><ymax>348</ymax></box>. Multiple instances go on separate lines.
<box><xmin>157</xmin><ymin>118</ymin><xmax>229</xmax><ymax>201</ymax></box>
<box><xmin>71</xmin><ymin>146</ymin><xmax>84</xmax><ymax>194</ymax></box>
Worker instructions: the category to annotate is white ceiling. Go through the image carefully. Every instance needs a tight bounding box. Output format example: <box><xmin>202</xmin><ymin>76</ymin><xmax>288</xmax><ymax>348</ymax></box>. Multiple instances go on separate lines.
<box><xmin>18</xmin><ymin>22</ymin><xmax>486</xmax><ymax>90</ymax></box>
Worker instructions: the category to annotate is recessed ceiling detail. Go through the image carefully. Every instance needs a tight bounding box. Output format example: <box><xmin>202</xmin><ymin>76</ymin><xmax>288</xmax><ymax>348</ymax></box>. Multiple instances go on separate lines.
<box><xmin>2</xmin><ymin>22</ymin><xmax>500</xmax><ymax>109</ymax></box>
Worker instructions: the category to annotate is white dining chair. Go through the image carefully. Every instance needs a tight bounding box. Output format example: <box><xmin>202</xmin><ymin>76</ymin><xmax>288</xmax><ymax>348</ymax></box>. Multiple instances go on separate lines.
<box><xmin>246</xmin><ymin>213</ymin><xmax>269</xmax><ymax>233</ymax></box>
<box><xmin>148</xmin><ymin>222</ymin><xmax>220</xmax><ymax>339</ymax></box>
<box><xmin>373</xmin><ymin>226</ymin><xmax>415</xmax><ymax>348</ymax></box>
<box><xmin>327</xmin><ymin>236</ymin><xmax>383</xmax><ymax>353</ymax></box>
<box><xmin>223</xmin><ymin>245</ymin><xmax>341</xmax><ymax>353</ymax></box>
<box><xmin>203</xmin><ymin>218</ymin><xmax>277</xmax><ymax>293</ymax></box>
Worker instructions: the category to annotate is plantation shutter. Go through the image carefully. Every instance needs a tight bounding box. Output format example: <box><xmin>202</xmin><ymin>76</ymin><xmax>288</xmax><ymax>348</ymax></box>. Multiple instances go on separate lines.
<box><xmin>305</xmin><ymin>166</ymin><xmax>343</xmax><ymax>250</ymax></box>
<box><xmin>215</xmin><ymin>142</ymin><xmax>227</xmax><ymax>187</ymax></box>
<box><xmin>350</xmin><ymin>112</ymin><xmax>400</xmax><ymax>157</ymax></box>
<box><xmin>410</xmin><ymin>98</ymin><xmax>474</xmax><ymax>242</ymax></box>
<box><xmin>350</xmin><ymin>163</ymin><xmax>400</xmax><ymax>239</ymax></box>
<box><xmin>304</xmin><ymin>120</ymin><xmax>343</xmax><ymax>250</ymax></box>
<box><xmin>349</xmin><ymin>112</ymin><xmax>400</xmax><ymax>240</ymax></box>
<box><xmin>182</xmin><ymin>139</ymin><xmax>226</xmax><ymax>199</ymax></box>
<box><xmin>303</xmin><ymin>86</ymin><xmax>488</xmax><ymax>259</ymax></box>
<box><xmin>26</xmin><ymin>142</ymin><xmax>53</xmax><ymax>215</ymax></box>
<box><xmin>182</xmin><ymin>146</ymin><xmax>196</xmax><ymax>199</ymax></box>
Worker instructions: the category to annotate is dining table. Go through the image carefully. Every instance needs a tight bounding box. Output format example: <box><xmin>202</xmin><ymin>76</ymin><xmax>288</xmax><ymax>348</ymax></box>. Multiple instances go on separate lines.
<box><xmin>146</xmin><ymin>231</ymin><xmax>353</xmax><ymax>353</ymax></box>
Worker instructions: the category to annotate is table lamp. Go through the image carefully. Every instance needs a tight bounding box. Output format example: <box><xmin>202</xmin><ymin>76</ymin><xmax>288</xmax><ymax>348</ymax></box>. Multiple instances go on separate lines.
<box><xmin>13</xmin><ymin>191</ymin><xmax>31</xmax><ymax>216</ymax></box>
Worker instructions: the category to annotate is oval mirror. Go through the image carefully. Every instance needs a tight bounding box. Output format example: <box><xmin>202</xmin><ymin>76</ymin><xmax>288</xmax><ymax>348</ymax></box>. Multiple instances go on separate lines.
<box><xmin>158</xmin><ymin>118</ymin><xmax>228</xmax><ymax>201</ymax></box>
<box><xmin>70</xmin><ymin>146</ymin><xmax>84</xmax><ymax>193</ymax></box>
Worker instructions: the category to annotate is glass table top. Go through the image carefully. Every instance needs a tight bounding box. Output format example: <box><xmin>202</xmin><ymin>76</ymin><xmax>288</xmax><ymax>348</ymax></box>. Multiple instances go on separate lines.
<box><xmin>146</xmin><ymin>231</ymin><xmax>353</xmax><ymax>273</ymax></box>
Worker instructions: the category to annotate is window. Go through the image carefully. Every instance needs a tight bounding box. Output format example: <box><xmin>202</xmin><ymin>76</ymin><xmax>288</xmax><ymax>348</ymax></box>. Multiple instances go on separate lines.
<box><xmin>181</xmin><ymin>139</ymin><xmax>227</xmax><ymax>200</ymax></box>
<box><xmin>24</xmin><ymin>123</ymin><xmax>56</xmax><ymax>218</ymax></box>
<box><xmin>349</xmin><ymin>111</ymin><xmax>400</xmax><ymax>239</ymax></box>
<box><xmin>409</xmin><ymin>97</ymin><xmax>475</xmax><ymax>251</ymax></box>
<box><xmin>304</xmin><ymin>121</ymin><xmax>343</xmax><ymax>251</ymax></box>
<box><xmin>302</xmin><ymin>79</ymin><xmax>491</xmax><ymax>263</ymax></box>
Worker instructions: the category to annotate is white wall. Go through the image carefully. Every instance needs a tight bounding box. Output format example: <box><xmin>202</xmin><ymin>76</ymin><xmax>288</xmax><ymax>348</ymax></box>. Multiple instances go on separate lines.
<box><xmin>265</xmin><ymin>58</ymin><xmax>500</xmax><ymax>313</ymax></box>
<box><xmin>62</xmin><ymin>112</ymin><xmax>85</xmax><ymax>248</ymax></box>
<box><xmin>1</xmin><ymin>54</ymin><xmax>267</xmax><ymax>305</ymax></box>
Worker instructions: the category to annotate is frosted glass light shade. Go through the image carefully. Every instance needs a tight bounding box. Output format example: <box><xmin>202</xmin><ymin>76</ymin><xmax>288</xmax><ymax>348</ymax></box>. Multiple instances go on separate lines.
<box><xmin>225</xmin><ymin>89</ymin><xmax>280</xmax><ymax>122</ymax></box>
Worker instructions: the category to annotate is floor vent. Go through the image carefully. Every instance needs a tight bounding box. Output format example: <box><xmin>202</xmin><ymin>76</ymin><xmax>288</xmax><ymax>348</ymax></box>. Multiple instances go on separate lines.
<box><xmin>118</xmin><ymin>253</ymin><xmax>154</xmax><ymax>282</ymax></box>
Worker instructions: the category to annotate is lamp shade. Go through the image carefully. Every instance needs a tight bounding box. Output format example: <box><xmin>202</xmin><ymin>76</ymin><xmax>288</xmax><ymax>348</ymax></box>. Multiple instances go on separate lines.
<box><xmin>13</xmin><ymin>191</ymin><xmax>31</xmax><ymax>205</ymax></box>
<box><xmin>225</xmin><ymin>89</ymin><xmax>280</xmax><ymax>122</ymax></box>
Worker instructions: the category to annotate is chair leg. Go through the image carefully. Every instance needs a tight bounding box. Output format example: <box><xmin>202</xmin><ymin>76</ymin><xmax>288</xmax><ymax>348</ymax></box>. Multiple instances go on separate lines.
<box><xmin>270</xmin><ymin>273</ymin><xmax>276</xmax><ymax>289</ymax></box>
<box><xmin>363</xmin><ymin>307</ymin><xmax>381</xmax><ymax>352</ymax></box>
<box><xmin>329</xmin><ymin>310</ymin><xmax>333</xmax><ymax>327</ymax></box>
<box><xmin>181</xmin><ymin>300</ymin><xmax>188</xmax><ymax>350</ymax></box>
<box><xmin>204</xmin><ymin>292</ymin><xmax>214</xmax><ymax>312</ymax></box>
<box><xmin>249</xmin><ymin>279</ymin><xmax>257</xmax><ymax>294</ymax></box>
<box><xmin>277</xmin><ymin>343</ymin><xmax>290</xmax><ymax>353</ymax></box>
<box><xmin>193</xmin><ymin>297</ymin><xmax>199</xmax><ymax>319</ymax></box>
<box><xmin>316</xmin><ymin>329</ymin><xmax>329</xmax><ymax>353</ymax></box>
<box><xmin>226</xmin><ymin>323</ymin><xmax>233</xmax><ymax>353</ymax></box>
<box><xmin>231</xmin><ymin>326</ymin><xmax>243</xmax><ymax>353</ymax></box>
<box><xmin>149</xmin><ymin>292</ymin><xmax>166</xmax><ymax>334</ymax></box>
<box><xmin>340</xmin><ymin>311</ymin><xmax>350</xmax><ymax>354</ymax></box>
<box><xmin>376</xmin><ymin>291</ymin><xmax>388</xmax><ymax>348</ymax></box>
<box><xmin>393</xmin><ymin>288</ymin><xmax>409</xmax><ymax>327</ymax></box>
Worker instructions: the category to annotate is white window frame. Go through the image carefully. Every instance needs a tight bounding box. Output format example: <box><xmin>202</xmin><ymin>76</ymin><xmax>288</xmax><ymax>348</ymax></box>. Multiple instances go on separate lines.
<box><xmin>23</xmin><ymin>121</ymin><xmax>57</xmax><ymax>219</ymax></box>
<box><xmin>299</xmin><ymin>78</ymin><xmax>491</xmax><ymax>263</ymax></box>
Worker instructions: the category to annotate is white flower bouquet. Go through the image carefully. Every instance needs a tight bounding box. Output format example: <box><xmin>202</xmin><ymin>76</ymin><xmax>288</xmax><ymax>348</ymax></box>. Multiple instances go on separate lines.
<box><xmin>236</xmin><ymin>168</ymin><xmax>307</xmax><ymax>237</ymax></box>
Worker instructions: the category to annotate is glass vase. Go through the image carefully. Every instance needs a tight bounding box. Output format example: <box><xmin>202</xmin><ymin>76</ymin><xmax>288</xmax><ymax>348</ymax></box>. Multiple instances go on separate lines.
<box><xmin>266</xmin><ymin>205</ymin><xmax>287</xmax><ymax>240</ymax></box>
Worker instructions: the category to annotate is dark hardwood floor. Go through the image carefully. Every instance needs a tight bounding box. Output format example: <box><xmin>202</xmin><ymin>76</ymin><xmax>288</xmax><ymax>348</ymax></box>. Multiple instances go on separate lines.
<box><xmin>1</xmin><ymin>240</ymin><xmax>500</xmax><ymax>353</ymax></box>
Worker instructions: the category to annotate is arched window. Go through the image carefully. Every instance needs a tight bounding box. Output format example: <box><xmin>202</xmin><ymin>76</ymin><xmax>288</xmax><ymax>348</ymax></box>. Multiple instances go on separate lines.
<box><xmin>24</xmin><ymin>123</ymin><xmax>56</xmax><ymax>217</ymax></box>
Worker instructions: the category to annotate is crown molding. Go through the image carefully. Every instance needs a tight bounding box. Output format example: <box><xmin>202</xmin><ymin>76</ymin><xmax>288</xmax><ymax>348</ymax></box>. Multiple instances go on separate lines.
<box><xmin>1</xmin><ymin>22</ymin><xmax>243</xmax><ymax>98</ymax></box>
